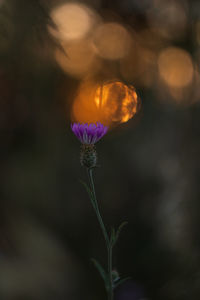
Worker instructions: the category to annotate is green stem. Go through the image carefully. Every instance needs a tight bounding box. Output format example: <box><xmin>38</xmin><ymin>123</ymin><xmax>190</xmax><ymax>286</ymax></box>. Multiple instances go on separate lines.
<box><xmin>87</xmin><ymin>168</ymin><xmax>113</xmax><ymax>300</ymax></box>
<box><xmin>108</xmin><ymin>244</ymin><xmax>113</xmax><ymax>300</ymax></box>
<box><xmin>87</xmin><ymin>169</ymin><xmax>109</xmax><ymax>246</ymax></box>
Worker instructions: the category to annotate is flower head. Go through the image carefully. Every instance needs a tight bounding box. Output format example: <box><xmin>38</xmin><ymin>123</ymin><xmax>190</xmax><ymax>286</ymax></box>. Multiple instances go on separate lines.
<box><xmin>71</xmin><ymin>122</ymin><xmax>108</xmax><ymax>144</ymax></box>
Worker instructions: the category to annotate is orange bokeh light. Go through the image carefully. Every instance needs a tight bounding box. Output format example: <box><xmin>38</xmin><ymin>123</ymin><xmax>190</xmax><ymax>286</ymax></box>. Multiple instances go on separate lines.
<box><xmin>92</xmin><ymin>22</ymin><xmax>131</xmax><ymax>60</ymax></box>
<box><xmin>49</xmin><ymin>3</ymin><xmax>98</xmax><ymax>42</ymax></box>
<box><xmin>71</xmin><ymin>81</ymin><xmax>139</xmax><ymax>126</ymax></box>
<box><xmin>158</xmin><ymin>47</ymin><xmax>193</xmax><ymax>88</ymax></box>
<box><xmin>55</xmin><ymin>39</ymin><xmax>100</xmax><ymax>78</ymax></box>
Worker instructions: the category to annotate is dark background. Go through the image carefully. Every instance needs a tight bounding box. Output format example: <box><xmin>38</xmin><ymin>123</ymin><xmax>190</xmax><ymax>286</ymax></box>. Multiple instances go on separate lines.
<box><xmin>0</xmin><ymin>0</ymin><xmax>200</xmax><ymax>299</ymax></box>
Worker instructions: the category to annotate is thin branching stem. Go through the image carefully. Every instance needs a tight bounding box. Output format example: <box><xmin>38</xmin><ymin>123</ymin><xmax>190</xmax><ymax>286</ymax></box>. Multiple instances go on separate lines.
<box><xmin>87</xmin><ymin>168</ymin><xmax>113</xmax><ymax>300</ymax></box>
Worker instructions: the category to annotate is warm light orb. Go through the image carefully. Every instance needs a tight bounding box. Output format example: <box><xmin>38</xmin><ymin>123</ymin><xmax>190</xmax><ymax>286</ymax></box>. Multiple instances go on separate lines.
<box><xmin>71</xmin><ymin>81</ymin><xmax>138</xmax><ymax>126</ymax></box>
<box><xmin>92</xmin><ymin>23</ymin><xmax>131</xmax><ymax>60</ymax></box>
<box><xmin>50</xmin><ymin>3</ymin><xmax>96</xmax><ymax>42</ymax></box>
<box><xmin>94</xmin><ymin>81</ymin><xmax>138</xmax><ymax>123</ymax></box>
<box><xmin>158</xmin><ymin>47</ymin><xmax>194</xmax><ymax>88</ymax></box>
<box><xmin>55</xmin><ymin>39</ymin><xmax>99</xmax><ymax>78</ymax></box>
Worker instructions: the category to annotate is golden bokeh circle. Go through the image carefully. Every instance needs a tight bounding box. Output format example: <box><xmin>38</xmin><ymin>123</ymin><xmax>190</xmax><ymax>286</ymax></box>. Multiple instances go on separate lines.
<box><xmin>158</xmin><ymin>47</ymin><xmax>194</xmax><ymax>88</ymax></box>
<box><xmin>71</xmin><ymin>80</ymin><xmax>139</xmax><ymax>127</ymax></box>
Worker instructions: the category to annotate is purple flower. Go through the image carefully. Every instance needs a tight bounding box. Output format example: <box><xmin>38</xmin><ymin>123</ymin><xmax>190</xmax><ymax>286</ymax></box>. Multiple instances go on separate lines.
<box><xmin>71</xmin><ymin>122</ymin><xmax>108</xmax><ymax>144</ymax></box>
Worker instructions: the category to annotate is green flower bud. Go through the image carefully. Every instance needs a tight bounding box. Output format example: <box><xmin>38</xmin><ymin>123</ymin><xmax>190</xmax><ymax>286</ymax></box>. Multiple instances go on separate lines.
<box><xmin>80</xmin><ymin>144</ymin><xmax>97</xmax><ymax>169</ymax></box>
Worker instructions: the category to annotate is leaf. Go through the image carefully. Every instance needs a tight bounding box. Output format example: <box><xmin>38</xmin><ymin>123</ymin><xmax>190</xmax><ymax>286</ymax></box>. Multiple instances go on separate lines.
<box><xmin>79</xmin><ymin>179</ymin><xmax>96</xmax><ymax>210</ymax></box>
<box><xmin>113</xmin><ymin>221</ymin><xmax>128</xmax><ymax>246</ymax></box>
<box><xmin>113</xmin><ymin>277</ymin><xmax>131</xmax><ymax>289</ymax></box>
<box><xmin>110</xmin><ymin>227</ymin><xmax>116</xmax><ymax>246</ymax></box>
<box><xmin>112</xmin><ymin>270</ymin><xmax>120</xmax><ymax>282</ymax></box>
<box><xmin>79</xmin><ymin>179</ymin><xmax>92</xmax><ymax>197</ymax></box>
<box><xmin>91</xmin><ymin>258</ymin><xmax>110</xmax><ymax>291</ymax></box>
<box><xmin>111</xmin><ymin>222</ymin><xmax>128</xmax><ymax>246</ymax></box>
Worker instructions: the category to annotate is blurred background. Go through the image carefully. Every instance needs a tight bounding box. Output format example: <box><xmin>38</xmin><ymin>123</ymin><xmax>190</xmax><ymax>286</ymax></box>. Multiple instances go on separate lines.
<box><xmin>1</xmin><ymin>0</ymin><xmax>200</xmax><ymax>299</ymax></box>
